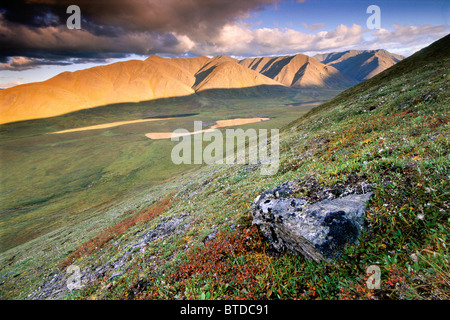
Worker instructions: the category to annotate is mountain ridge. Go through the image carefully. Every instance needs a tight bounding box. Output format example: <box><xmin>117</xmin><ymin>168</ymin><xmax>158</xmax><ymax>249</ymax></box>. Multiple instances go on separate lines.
<box><xmin>0</xmin><ymin>49</ymin><xmax>403</xmax><ymax>124</ymax></box>
<box><xmin>240</xmin><ymin>53</ymin><xmax>356</xmax><ymax>89</ymax></box>
<box><xmin>314</xmin><ymin>49</ymin><xmax>405</xmax><ymax>82</ymax></box>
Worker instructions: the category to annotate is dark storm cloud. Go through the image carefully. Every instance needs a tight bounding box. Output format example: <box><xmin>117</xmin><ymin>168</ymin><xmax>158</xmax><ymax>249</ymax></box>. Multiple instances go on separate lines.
<box><xmin>0</xmin><ymin>0</ymin><xmax>279</xmax><ymax>67</ymax></box>
<box><xmin>0</xmin><ymin>50</ymin><xmax>126</xmax><ymax>71</ymax></box>
<box><xmin>1</xmin><ymin>0</ymin><xmax>448</xmax><ymax>70</ymax></box>
<box><xmin>0</xmin><ymin>1</ymin><xmax>61</xmax><ymax>27</ymax></box>
<box><xmin>19</xmin><ymin>0</ymin><xmax>277</xmax><ymax>38</ymax></box>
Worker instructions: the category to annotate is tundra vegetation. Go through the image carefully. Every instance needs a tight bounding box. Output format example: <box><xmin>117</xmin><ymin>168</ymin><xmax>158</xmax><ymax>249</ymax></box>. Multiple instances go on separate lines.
<box><xmin>0</xmin><ymin>37</ymin><xmax>448</xmax><ymax>300</ymax></box>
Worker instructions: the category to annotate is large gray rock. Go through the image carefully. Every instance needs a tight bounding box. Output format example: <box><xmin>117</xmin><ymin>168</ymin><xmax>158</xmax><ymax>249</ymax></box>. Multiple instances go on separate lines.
<box><xmin>252</xmin><ymin>181</ymin><xmax>373</xmax><ymax>262</ymax></box>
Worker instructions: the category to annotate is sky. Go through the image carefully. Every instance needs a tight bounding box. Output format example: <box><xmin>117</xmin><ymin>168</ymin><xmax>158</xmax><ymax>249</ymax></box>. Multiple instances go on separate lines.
<box><xmin>0</xmin><ymin>0</ymin><xmax>449</xmax><ymax>88</ymax></box>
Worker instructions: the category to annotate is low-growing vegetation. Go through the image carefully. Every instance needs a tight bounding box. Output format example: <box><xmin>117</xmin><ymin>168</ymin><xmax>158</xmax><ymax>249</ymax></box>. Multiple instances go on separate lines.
<box><xmin>61</xmin><ymin>44</ymin><xmax>449</xmax><ymax>301</ymax></box>
<box><xmin>60</xmin><ymin>194</ymin><xmax>175</xmax><ymax>269</ymax></box>
<box><xmin>1</xmin><ymin>37</ymin><xmax>448</xmax><ymax>300</ymax></box>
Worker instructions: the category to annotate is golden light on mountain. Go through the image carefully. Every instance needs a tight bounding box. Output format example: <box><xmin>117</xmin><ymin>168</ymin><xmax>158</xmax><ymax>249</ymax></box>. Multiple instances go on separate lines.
<box><xmin>0</xmin><ymin>50</ymin><xmax>403</xmax><ymax>125</ymax></box>
<box><xmin>0</xmin><ymin>58</ymin><xmax>196</xmax><ymax>124</ymax></box>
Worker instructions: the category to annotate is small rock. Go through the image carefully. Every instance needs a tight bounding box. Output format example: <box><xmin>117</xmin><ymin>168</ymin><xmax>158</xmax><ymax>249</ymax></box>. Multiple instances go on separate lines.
<box><xmin>110</xmin><ymin>271</ymin><xmax>123</xmax><ymax>280</ymax></box>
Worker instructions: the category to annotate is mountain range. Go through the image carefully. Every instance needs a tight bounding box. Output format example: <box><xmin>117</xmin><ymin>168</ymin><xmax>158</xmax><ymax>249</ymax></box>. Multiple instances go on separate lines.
<box><xmin>0</xmin><ymin>49</ymin><xmax>403</xmax><ymax>124</ymax></box>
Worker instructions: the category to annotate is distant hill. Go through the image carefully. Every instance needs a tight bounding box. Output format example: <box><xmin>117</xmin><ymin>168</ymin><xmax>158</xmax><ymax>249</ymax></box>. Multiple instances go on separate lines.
<box><xmin>0</xmin><ymin>48</ymin><xmax>404</xmax><ymax>124</ymax></box>
<box><xmin>2</xmin><ymin>34</ymin><xmax>447</xmax><ymax>301</ymax></box>
<box><xmin>293</xmin><ymin>34</ymin><xmax>449</xmax><ymax>123</ymax></box>
<box><xmin>0</xmin><ymin>58</ymin><xmax>198</xmax><ymax>124</ymax></box>
<box><xmin>240</xmin><ymin>54</ymin><xmax>356</xmax><ymax>89</ymax></box>
<box><xmin>239</xmin><ymin>49</ymin><xmax>403</xmax><ymax>88</ymax></box>
<box><xmin>0</xmin><ymin>54</ymin><xmax>288</xmax><ymax>124</ymax></box>
<box><xmin>192</xmin><ymin>56</ymin><xmax>282</xmax><ymax>91</ymax></box>
<box><xmin>314</xmin><ymin>49</ymin><xmax>404</xmax><ymax>82</ymax></box>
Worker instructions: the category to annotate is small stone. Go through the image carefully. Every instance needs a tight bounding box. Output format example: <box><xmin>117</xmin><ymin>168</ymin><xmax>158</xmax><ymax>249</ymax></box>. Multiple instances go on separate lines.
<box><xmin>410</xmin><ymin>253</ymin><xmax>419</xmax><ymax>263</ymax></box>
<box><xmin>110</xmin><ymin>271</ymin><xmax>123</xmax><ymax>280</ymax></box>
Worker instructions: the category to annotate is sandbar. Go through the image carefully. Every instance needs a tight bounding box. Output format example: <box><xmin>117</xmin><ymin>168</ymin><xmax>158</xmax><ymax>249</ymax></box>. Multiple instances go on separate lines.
<box><xmin>51</xmin><ymin>118</ymin><xmax>173</xmax><ymax>134</ymax></box>
<box><xmin>145</xmin><ymin>117</ymin><xmax>270</xmax><ymax>140</ymax></box>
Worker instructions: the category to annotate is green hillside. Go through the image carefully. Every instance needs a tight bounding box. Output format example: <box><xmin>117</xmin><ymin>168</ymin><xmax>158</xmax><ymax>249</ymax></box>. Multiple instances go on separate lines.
<box><xmin>0</xmin><ymin>35</ymin><xmax>448</xmax><ymax>300</ymax></box>
<box><xmin>127</xmin><ymin>34</ymin><xmax>448</xmax><ymax>300</ymax></box>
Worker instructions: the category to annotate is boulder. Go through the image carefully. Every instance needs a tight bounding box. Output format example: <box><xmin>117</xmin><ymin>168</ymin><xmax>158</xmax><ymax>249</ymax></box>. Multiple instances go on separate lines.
<box><xmin>252</xmin><ymin>181</ymin><xmax>373</xmax><ymax>261</ymax></box>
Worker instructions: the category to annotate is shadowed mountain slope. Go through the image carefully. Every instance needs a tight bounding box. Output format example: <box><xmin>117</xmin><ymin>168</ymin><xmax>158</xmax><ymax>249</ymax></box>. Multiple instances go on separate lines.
<box><xmin>291</xmin><ymin>33</ymin><xmax>449</xmax><ymax>124</ymax></box>
<box><xmin>193</xmin><ymin>56</ymin><xmax>283</xmax><ymax>91</ymax></box>
<box><xmin>314</xmin><ymin>49</ymin><xmax>405</xmax><ymax>82</ymax></box>
<box><xmin>0</xmin><ymin>55</ymin><xmax>284</xmax><ymax>124</ymax></box>
<box><xmin>240</xmin><ymin>54</ymin><xmax>356</xmax><ymax>89</ymax></box>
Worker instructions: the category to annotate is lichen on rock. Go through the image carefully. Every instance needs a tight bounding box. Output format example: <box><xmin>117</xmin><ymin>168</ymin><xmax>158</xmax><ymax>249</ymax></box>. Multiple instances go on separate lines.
<box><xmin>251</xmin><ymin>179</ymin><xmax>373</xmax><ymax>261</ymax></box>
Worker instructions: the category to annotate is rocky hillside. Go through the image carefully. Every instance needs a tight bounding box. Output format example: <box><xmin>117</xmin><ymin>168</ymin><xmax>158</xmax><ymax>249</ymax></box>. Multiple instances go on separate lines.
<box><xmin>1</xmin><ymin>34</ymin><xmax>447</xmax><ymax>300</ymax></box>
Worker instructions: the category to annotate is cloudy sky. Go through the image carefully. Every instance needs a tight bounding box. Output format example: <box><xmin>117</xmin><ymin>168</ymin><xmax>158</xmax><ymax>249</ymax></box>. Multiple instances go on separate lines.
<box><xmin>0</xmin><ymin>0</ymin><xmax>449</xmax><ymax>88</ymax></box>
